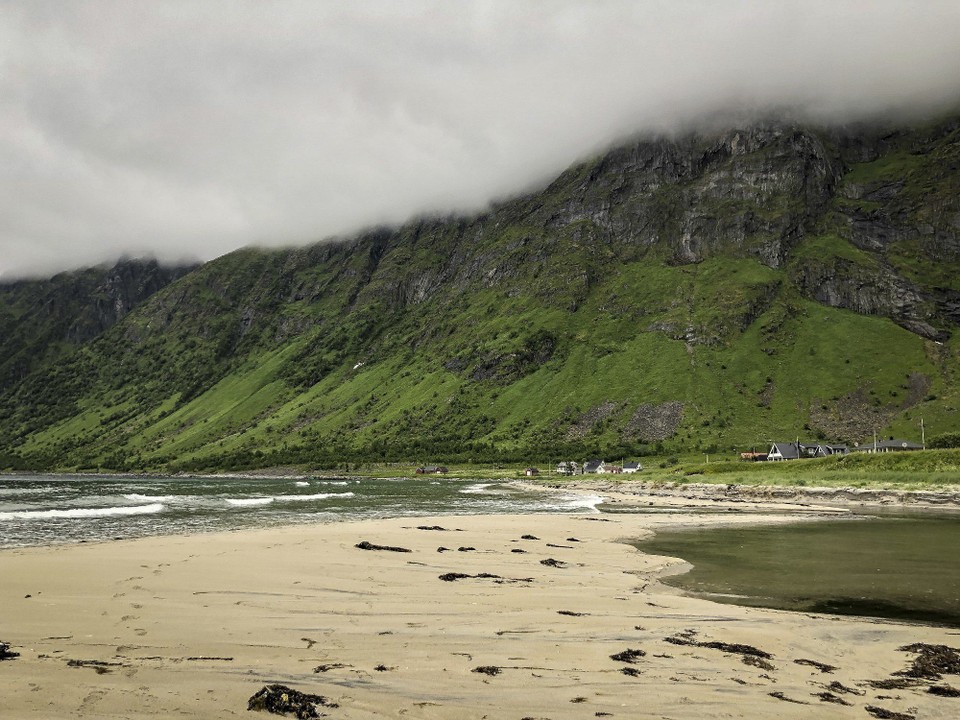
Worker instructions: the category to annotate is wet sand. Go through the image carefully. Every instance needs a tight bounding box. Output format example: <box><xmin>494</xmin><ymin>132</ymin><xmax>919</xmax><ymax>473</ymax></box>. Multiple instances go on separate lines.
<box><xmin>2</xmin><ymin>508</ymin><xmax>958</xmax><ymax>719</ymax></box>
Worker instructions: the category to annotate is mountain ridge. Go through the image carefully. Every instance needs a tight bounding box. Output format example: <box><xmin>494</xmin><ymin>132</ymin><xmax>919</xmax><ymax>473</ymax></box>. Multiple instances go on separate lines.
<box><xmin>2</xmin><ymin>115</ymin><xmax>959</xmax><ymax>472</ymax></box>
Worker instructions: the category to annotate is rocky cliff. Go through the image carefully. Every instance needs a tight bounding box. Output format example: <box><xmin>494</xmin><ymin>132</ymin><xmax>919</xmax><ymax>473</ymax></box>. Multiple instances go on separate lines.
<box><xmin>0</xmin><ymin>259</ymin><xmax>196</xmax><ymax>392</ymax></box>
<box><xmin>1</xmin><ymin>115</ymin><xmax>959</xmax><ymax>471</ymax></box>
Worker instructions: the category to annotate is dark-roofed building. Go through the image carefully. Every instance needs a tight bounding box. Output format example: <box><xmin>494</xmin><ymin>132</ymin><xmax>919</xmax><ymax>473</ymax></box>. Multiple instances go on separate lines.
<box><xmin>813</xmin><ymin>443</ymin><xmax>848</xmax><ymax>457</ymax></box>
<box><xmin>858</xmin><ymin>439</ymin><xmax>924</xmax><ymax>453</ymax></box>
<box><xmin>583</xmin><ymin>459</ymin><xmax>603</xmax><ymax>473</ymax></box>
<box><xmin>768</xmin><ymin>442</ymin><xmax>803</xmax><ymax>461</ymax></box>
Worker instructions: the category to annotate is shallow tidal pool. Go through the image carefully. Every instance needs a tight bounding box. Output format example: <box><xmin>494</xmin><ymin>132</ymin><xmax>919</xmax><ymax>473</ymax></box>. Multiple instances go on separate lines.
<box><xmin>634</xmin><ymin>511</ymin><xmax>960</xmax><ymax>627</ymax></box>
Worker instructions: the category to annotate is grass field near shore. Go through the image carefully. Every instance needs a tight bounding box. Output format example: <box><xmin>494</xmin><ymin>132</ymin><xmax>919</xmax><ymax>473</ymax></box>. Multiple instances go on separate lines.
<box><xmin>298</xmin><ymin>448</ymin><xmax>960</xmax><ymax>490</ymax></box>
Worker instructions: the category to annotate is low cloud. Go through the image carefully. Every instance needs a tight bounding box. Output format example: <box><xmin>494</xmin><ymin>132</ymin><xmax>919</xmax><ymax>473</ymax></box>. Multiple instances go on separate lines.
<box><xmin>2</xmin><ymin>1</ymin><xmax>960</xmax><ymax>278</ymax></box>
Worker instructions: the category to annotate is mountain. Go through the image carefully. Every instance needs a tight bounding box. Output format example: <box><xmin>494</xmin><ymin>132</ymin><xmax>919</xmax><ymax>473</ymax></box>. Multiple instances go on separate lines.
<box><xmin>2</xmin><ymin>115</ymin><xmax>960</xmax><ymax>472</ymax></box>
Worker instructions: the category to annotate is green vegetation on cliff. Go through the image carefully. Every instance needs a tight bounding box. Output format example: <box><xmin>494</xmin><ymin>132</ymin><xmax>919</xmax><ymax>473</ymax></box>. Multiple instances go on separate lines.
<box><xmin>2</xmin><ymin>116</ymin><xmax>960</xmax><ymax>473</ymax></box>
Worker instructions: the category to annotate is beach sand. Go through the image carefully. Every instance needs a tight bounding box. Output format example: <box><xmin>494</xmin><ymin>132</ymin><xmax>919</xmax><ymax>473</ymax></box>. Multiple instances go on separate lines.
<box><xmin>2</xmin><ymin>507</ymin><xmax>958</xmax><ymax>719</ymax></box>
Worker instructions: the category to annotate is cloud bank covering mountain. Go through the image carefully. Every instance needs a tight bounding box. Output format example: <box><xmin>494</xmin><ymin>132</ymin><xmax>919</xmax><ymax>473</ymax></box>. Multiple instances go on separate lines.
<box><xmin>3</xmin><ymin>1</ymin><xmax>960</xmax><ymax>278</ymax></box>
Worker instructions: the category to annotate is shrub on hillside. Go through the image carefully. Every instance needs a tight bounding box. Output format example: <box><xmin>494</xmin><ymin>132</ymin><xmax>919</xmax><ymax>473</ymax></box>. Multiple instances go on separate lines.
<box><xmin>929</xmin><ymin>432</ymin><xmax>960</xmax><ymax>449</ymax></box>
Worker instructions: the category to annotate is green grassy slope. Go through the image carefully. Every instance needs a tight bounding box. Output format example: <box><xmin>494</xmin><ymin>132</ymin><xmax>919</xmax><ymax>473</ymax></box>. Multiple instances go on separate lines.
<box><xmin>2</xmin><ymin>118</ymin><xmax>960</xmax><ymax>473</ymax></box>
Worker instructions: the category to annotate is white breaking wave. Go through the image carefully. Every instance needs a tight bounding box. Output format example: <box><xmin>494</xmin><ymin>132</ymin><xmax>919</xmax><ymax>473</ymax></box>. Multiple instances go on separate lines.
<box><xmin>225</xmin><ymin>492</ymin><xmax>354</xmax><ymax>507</ymax></box>
<box><xmin>277</xmin><ymin>492</ymin><xmax>355</xmax><ymax>502</ymax></box>
<box><xmin>460</xmin><ymin>483</ymin><xmax>510</xmax><ymax>496</ymax></box>
<box><xmin>123</xmin><ymin>493</ymin><xmax>179</xmax><ymax>502</ymax></box>
<box><xmin>460</xmin><ymin>483</ymin><xmax>493</xmax><ymax>495</ymax></box>
<box><xmin>0</xmin><ymin>503</ymin><xmax>165</xmax><ymax>520</ymax></box>
<box><xmin>294</xmin><ymin>481</ymin><xmax>310</xmax><ymax>487</ymax></box>
<box><xmin>225</xmin><ymin>498</ymin><xmax>274</xmax><ymax>506</ymax></box>
<box><xmin>558</xmin><ymin>493</ymin><xmax>606</xmax><ymax>513</ymax></box>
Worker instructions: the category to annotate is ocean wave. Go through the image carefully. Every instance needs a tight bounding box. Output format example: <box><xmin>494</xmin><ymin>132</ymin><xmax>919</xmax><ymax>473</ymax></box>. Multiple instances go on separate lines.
<box><xmin>294</xmin><ymin>481</ymin><xmax>310</xmax><ymax>487</ymax></box>
<box><xmin>460</xmin><ymin>483</ymin><xmax>511</xmax><ymax>496</ymax></box>
<box><xmin>225</xmin><ymin>492</ymin><xmax>354</xmax><ymax>507</ymax></box>
<box><xmin>0</xmin><ymin>503</ymin><xmax>165</xmax><ymax>520</ymax></box>
<box><xmin>123</xmin><ymin>493</ymin><xmax>180</xmax><ymax>502</ymax></box>
<box><xmin>460</xmin><ymin>483</ymin><xmax>491</xmax><ymax>494</ymax></box>
<box><xmin>225</xmin><ymin>498</ymin><xmax>274</xmax><ymax>506</ymax></box>
<box><xmin>276</xmin><ymin>492</ymin><xmax>355</xmax><ymax>502</ymax></box>
<box><xmin>0</xmin><ymin>487</ymin><xmax>58</xmax><ymax>496</ymax></box>
<box><xmin>543</xmin><ymin>493</ymin><xmax>606</xmax><ymax>513</ymax></box>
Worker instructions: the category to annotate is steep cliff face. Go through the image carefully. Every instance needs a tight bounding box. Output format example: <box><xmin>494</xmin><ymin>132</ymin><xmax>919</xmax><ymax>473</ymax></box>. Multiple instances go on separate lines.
<box><xmin>530</xmin><ymin>124</ymin><xmax>843</xmax><ymax>269</ymax></box>
<box><xmin>0</xmin><ymin>259</ymin><xmax>195</xmax><ymax>392</ymax></box>
<box><xmin>2</xmin><ymin>116</ymin><xmax>960</xmax><ymax>471</ymax></box>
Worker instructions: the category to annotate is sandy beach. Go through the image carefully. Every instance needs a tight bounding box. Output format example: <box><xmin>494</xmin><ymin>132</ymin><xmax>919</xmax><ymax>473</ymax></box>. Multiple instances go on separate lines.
<box><xmin>3</xmin><ymin>501</ymin><xmax>959</xmax><ymax>719</ymax></box>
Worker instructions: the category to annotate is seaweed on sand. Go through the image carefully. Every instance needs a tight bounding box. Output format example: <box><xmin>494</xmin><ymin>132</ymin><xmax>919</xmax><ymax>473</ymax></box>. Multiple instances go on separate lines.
<box><xmin>865</xmin><ymin>706</ymin><xmax>915</xmax><ymax>720</ymax></box>
<box><xmin>794</xmin><ymin>658</ymin><xmax>836</xmax><ymax>673</ymax></box>
<box><xmin>355</xmin><ymin>541</ymin><xmax>411</xmax><ymax>553</ymax></box>
<box><xmin>814</xmin><ymin>692</ymin><xmax>851</xmax><ymax>705</ymax></box>
<box><xmin>665</xmin><ymin>634</ymin><xmax>773</xmax><ymax>660</ymax></box>
<box><xmin>610</xmin><ymin>649</ymin><xmax>646</xmax><ymax>664</ymax></box>
<box><xmin>895</xmin><ymin>643</ymin><xmax>960</xmax><ymax>680</ymax></box>
<box><xmin>472</xmin><ymin>665</ymin><xmax>501</xmax><ymax>676</ymax></box>
<box><xmin>247</xmin><ymin>684</ymin><xmax>338</xmax><ymax>719</ymax></box>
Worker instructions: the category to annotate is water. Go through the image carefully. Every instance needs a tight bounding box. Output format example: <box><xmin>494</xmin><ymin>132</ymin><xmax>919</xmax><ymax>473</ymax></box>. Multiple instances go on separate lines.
<box><xmin>634</xmin><ymin>512</ymin><xmax>960</xmax><ymax>627</ymax></box>
<box><xmin>0</xmin><ymin>474</ymin><xmax>604</xmax><ymax>548</ymax></box>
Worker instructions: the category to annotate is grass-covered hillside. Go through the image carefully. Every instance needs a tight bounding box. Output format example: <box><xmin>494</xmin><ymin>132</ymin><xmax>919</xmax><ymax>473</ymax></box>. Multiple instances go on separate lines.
<box><xmin>2</xmin><ymin>116</ymin><xmax>960</xmax><ymax>473</ymax></box>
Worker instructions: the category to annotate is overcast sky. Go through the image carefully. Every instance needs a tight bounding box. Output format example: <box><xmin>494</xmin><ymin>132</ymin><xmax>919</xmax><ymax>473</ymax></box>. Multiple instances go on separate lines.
<box><xmin>3</xmin><ymin>1</ymin><xmax>960</xmax><ymax>279</ymax></box>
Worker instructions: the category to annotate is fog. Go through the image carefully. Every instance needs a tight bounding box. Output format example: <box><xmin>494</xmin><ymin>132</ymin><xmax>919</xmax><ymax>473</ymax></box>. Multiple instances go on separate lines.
<box><xmin>3</xmin><ymin>1</ymin><xmax>960</xmax><ymax>278</ymax></box>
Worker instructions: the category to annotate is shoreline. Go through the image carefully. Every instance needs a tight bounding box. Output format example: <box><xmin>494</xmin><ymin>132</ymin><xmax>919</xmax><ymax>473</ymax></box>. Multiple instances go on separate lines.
<box><xmin>3</xmin><ymin>504</ymin><xmax>958</xmax><ymax>718</ymax></box>
<box><xmin>524</xmin><ymin>477</ymin><xmax>960</xmax><ymax>511</ymax></box>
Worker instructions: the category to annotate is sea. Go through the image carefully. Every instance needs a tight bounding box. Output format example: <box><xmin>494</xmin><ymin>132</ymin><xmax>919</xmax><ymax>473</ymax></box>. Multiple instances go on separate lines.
<box><xmin>0</xmin><ymin>474</ymin><xmax>605</xmax><ymax>549</ymax></box>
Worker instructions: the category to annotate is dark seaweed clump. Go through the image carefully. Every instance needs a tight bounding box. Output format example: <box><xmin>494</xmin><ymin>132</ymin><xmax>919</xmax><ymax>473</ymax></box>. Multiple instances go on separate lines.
<box><xmin>794</xmin><ymin>658</ymin><xmax>836</xmax><ymax>673</ymax></box>
<box><xmin>610</xmin><ymin>649</ymin><xmax>646</xmax><ymax>664</ymax></box>
<box><xmin>247</xmin><ymin>684</ymin><xmax>337</xmax><ymax>719</ymax></box>
<box><xmin>895</xmin><ymin>643</ymin><xmax>960</xmax><ymax>680</ymax></box>
<box><xmin>665</xmin><ymin>635</ymin><xmax>772</xmax><ymax>660</ymax></box>
<box><xmin>355</xmin><ymin>541</ymin><xmax>411</xmax><ymax>553</ymax></box>
<box><xmin>472</xmin><ymin>665</ymin><xmax>501</xmax><ymax>676</ymax></box>
<box><xmin>0</xmin><ymin>642</ymin><xmax>19</xmax><ymax>661</ymax></box>
<box><xmin>865</xmin><ymin>706</ymin><xmax>915</xmax><ymax>720</ymax></box>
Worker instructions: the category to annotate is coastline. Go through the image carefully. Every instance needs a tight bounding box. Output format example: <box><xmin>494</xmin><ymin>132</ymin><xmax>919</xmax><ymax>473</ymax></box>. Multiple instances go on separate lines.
<box><xmin>523</xmin><ymin>477</ymin><xmax>960</xmax><ymax>511</ymax></box>
<box><xmin>3</xmin><ymin>502</ymin><xmax>958</xmax><ymax>718</ymax></box>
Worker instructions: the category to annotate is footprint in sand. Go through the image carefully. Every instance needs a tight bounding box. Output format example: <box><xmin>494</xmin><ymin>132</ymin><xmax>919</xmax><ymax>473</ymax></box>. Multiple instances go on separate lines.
<box><xmin>78</xmin><ymin>690</ymin><xmax>107</xmax><ymax>712</ymax></box>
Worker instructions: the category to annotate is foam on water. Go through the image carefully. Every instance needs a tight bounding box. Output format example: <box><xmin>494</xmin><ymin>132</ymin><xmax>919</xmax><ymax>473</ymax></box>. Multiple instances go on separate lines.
<box><xmin>0</xmin><ymin>503</ymin><xmax>166</xmax><ymax>520</ymax></box>
<box><xmin>225</xmin><ymin>492</ymin><xmax>354</xmax><ymax>507</ymax></box>
<box><xmin>0</xmin><ymin>474</ymin><xmax>609</xmax><ymax>548</ymax></box>
<box><xmin>460</xmin><ymin>483</ymin><xmax>493</xmax><ymax>494</ymax></box>
<box><xmin>276</xmin><ymin>492</ymin><xmax>354</xmax><ymax>502</ymax></box>
<box><xmin>550</xmin><ymin>493</ymin><xmax>606</xmax><ymax>513</ymax></box>
<box><xmin>0</xmin><ymin>486</ymin><xmax>57</xmax><ymax>496</ymax></box>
